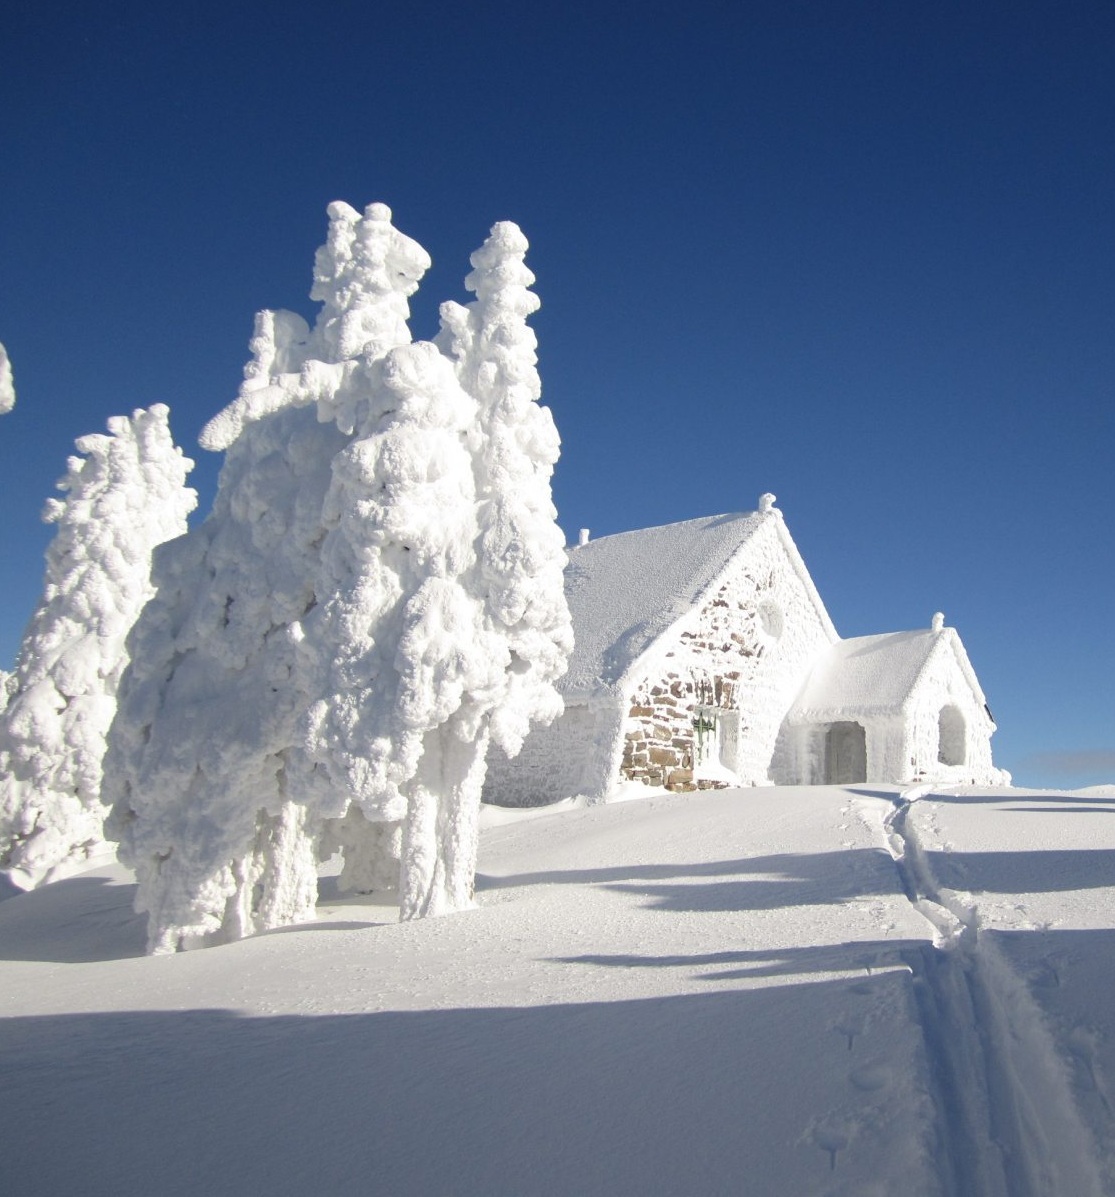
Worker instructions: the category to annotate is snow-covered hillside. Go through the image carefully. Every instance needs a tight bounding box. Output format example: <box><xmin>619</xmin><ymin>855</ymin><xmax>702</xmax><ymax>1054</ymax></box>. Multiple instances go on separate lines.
<box><xmin>2</xmin><ymin>783</ymin><xmax>1114</xmax><ymax>1195</ymax></box>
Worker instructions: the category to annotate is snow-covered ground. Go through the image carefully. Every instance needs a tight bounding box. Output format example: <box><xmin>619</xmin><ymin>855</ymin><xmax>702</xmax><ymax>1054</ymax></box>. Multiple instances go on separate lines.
<box><xmin>2</xmin><ymin>782</ymin><xmax>1114</xmax><ymax>1195</ymax></box>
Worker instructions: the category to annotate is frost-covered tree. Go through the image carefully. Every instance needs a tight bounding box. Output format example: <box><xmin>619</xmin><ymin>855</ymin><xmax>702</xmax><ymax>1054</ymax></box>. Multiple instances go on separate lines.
<box><xmin>388</xmin><ymin>222</ymin><xmax>574</xmax><ymax>919</ymax></box>
<box><xmin>105</xmin><ymin>202</ymin><xmax>433</xmax><ymax>952</ymax></box>
<box><xmin>106</xmin><ymin>203</ymin><xmax>571</xmax><ymax>950</ymax></box>
<box><xmin>296</xmin><ymin>338</ymin><xmax>506</xmax><ymax>918</ymax></box>
<box><xmin>0</xmin><ymin>342</ymin><xmax>15</xmax><ymax>414</ymax></box>
<box><xmin>0</xmin><ymin>405</ymin><xmax>195</xmax><ymax>888</ymax></box>
<box><xmin>296</xmin><ymin>220</ymin><xmax>571</xmax><ymax>921</ymax></box>
<box><xmin>437</xmin><ymin>222</ymin><xmax>571</xmax><ymax>759</ymax></box>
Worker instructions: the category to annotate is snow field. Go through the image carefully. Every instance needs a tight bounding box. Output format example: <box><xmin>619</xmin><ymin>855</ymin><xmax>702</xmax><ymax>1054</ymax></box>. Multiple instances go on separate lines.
<box><xmin>1</xmin><ymin>786</ymin><xmax>942</xmax><ymax>1195</ymax></box>
<box><xmin>2</xmin><ymin>784</ymin><xmax>1114</xmax><ymax>1194</ymax></box>
<box><xmin>906</xmin><ymin>787</ymin><xmax>1115</xmax><ymax>1195</ymax></box>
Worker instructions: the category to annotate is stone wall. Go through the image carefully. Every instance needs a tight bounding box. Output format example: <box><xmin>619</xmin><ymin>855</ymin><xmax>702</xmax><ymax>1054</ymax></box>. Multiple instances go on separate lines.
<box><xmin>619</xmin><ymin>519</ymin><xmax>834</xmax><ymax>792</ymax></box>
<box><xmin>619</xmin><ymin>674</ymin><xmax>732</xmax><ymax>792</ymax></box>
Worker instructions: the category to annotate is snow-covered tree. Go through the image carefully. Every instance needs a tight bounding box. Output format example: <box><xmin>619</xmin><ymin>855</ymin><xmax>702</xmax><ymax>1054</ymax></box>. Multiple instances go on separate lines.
<box><xmin>106</xmin><ymin>203</ymin><xmax>571</xmax><ymax>950</ymax></box>
<box><xmin>296</xmin><ymin>338</ymin><xmax>505</xmax><ymax>918</ymax></box>
<box><xmin>437</xmin><ymin>222</ymin><xmax>571</xmax><ymax>759</ymax></box>
<box><xmin>0</xmin><ymin>342</ymin><xmax>14</xmax><ymax>414</ymax></box>
<box><xmin>0</xmin><ymin>405</ymin><xmax>195</xmax><ymax>888</ymax></box>
<box><xmin>295</xmin><ymin>220</ymin><xmax>572</xmax><ymax>921</ymax></box>
<box><xmin>389</xmin><ymin>222</ymin><xmax>573</xmax><ymax>919</ymax></box>
<box><xmin>105</xmin><ymin>202</ymin><xmax>433</xmax><ymax>952</ymax></box>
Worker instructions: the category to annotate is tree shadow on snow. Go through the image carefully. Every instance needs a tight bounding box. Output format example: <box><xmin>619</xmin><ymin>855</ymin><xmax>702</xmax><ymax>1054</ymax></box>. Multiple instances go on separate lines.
<box><xmin>0</xmin><ymin>974</ymin><xmax>920</xmax><ymax>1197</ymax></box>
<box><xmin>1000</xmin><ymin>806</ymin><xmax>1115</xmax><ymax>815</ymax></box>
<box><xmin>552</xmin><ymin>936</ymin><xmax>926</xmax><ymax>984</ymax></box>
<box><xmin>482</xmin><ymin>848</ymin><xmax>905</xmax><ymax>913</ymax></box>
<box><xmin>922</xmin><ymin>847</ymin><xmax>1115</xmax><ymax>896</ymax></box>
<box><xmin>0</xmin><ymin>874</ymin><xmax>390</xmax><ymax>963</ymax></box>
<box><xmin>0</xmin><ymin>874</ymin><xmax>147</xmax><ymax>962</ymax></box>
<box><xmin>911</xmin><ymin>791</ymin><xmax>1115</xmax><ymax>809</ymax></box>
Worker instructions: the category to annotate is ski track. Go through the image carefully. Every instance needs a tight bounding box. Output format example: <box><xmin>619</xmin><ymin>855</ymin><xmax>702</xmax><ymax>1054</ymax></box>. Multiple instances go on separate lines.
<box><xmin>879</xmin><ymin>785</ymin><xmax>1107</xmax><ymax>1197</ymax></box>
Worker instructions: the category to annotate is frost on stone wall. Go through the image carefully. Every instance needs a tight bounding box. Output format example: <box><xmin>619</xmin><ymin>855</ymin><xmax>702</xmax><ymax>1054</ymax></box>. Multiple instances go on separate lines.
<box><xmin>106</xmin><ymin>203</ymin><xmax>570</xmax><ymax>951</ymax></box>
<box><xmin>0</xmin><ymin>405</ymin><xmax>196</xmax><ymax>889</ymax></box>
<box><xmin>0</xmin><ymin>342</ymin><xmax>15</xmax><ymax>414</ymax></box>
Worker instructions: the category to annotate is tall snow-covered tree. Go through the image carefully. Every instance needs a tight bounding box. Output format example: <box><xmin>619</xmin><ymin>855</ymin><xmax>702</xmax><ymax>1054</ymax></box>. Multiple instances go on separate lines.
<box><xmin>0</xmin><ymin>405</ymin><xmax>195</xmax><ymax>888</ymax></box>
<box><xmin>297</xmin><ymin>220</ymin><xmax>571</xmax><ymax>921</ymax></box>
<box><xmin>106</xmin><ymin>203</ymin><xmax>571</xmax><ymax>950</ymax></box>
<box><xmin>296</xmin><ymin>337</ymin><xmax>504</xmax><ymax>918</ymax></box>
<box><xmin>437</xmin><ymin>221</ymin><xmax>571</xmax><ymax>759</ymax></box>
<box><xmin>0</xmin><ymin>342</ymin><xmax>14</xmax><ymax>414</ymax></box>
<box><xmin>389</xmin><ymin>221</ymin><xmax>573</xmax><ymax>919</ymax></box>
<box><xmin>104</xmin><ymin>202</ymin><xmax>432</xmax><ymax>952</ymax></box>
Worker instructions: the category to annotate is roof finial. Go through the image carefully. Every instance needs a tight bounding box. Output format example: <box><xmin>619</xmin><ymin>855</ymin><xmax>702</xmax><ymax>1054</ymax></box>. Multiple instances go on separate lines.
<box><xmin>931</xmin><ymin>612</ymin><xmax>945</xmax><ymax>633</ymax></box>
<box><xmin>758</xmin><ymin>493</ymin><xmax>777</xmax><ymax>514</ymax></box>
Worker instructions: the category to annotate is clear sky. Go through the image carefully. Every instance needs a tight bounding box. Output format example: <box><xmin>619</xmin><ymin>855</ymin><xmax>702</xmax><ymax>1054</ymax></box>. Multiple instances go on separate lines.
<box><xmin>1</xmin><ymin>1</ymin><xmax>1112</xmax><ymax>788</ymax></box>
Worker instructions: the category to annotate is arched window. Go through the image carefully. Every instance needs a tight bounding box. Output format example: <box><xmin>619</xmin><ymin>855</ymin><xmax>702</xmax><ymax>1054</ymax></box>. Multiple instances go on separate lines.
<box><xmin>938</xmin><ymin>705</ymin><xmax>966</xmax><ymax>766</ymax></box>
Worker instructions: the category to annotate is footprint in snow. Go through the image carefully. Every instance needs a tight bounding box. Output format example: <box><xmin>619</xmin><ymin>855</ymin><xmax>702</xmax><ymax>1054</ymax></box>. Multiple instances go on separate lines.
<box><xmin>831</xmin><ymin>1011</ymin><xmax>867</xmax><ymax>1050</ymax></box>
<box><xmin>849</xmin><ymin>1061</ymin><xmax>892</xmax><ymax>1092</ymax></box>
<box><xmin>807</xmin><ymin>1118</ymin><xmax>855</xmax><ymax>1171</ymax></box>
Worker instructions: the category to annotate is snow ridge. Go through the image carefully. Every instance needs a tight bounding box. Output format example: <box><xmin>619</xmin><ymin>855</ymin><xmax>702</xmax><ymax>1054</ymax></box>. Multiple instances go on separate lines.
<box><xmin>884</xmin><ymin>788</ymin><xmax>1105</xmax><ymax>1197</ymax></box>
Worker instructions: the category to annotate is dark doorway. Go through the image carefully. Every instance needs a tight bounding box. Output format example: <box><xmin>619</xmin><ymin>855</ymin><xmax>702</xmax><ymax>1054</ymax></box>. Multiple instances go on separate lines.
<box><xmin>824</xmin><ymin>721</ymin><xmax>867</xmax><ymax>784</ymax></box>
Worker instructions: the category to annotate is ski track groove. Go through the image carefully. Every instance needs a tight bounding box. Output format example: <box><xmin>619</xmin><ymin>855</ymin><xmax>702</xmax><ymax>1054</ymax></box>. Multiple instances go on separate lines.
<box><xmin>880</xmin><ymin>785</ymin><xmax>1107</xmax><ymax>1197</ymax></box>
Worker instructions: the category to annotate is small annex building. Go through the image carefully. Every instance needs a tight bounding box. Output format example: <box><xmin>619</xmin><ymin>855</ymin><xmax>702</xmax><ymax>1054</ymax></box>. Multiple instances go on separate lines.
<box><xmin>483</xmin><ymin>496</ymin><xmax>1004</xmax><ymax>806</ymax></box>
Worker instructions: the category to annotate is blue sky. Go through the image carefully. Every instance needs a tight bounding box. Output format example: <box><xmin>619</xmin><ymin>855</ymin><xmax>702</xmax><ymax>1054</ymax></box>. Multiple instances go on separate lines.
<box><xmin>1</xmin><ymin>1</ymin><xmax>1112</xmax><ymax>787</ymax></box>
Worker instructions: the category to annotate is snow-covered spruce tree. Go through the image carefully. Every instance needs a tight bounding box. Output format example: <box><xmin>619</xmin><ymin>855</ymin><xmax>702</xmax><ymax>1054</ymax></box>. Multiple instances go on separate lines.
<box><xmin>296</xmin><ymin>338</ymin><xmax>502</xmax><ymax>918</ymax></box>
<box><xmin>295</xmin><ymin>220</ymin><xmax>571</xmax><ymax>922</ymax></box>
<box><xmin>436</xmin><ymin>223</ymin><xmax>571</xmax><ymax>757</ymax></box>
<box><xmin>107</xmin><ymin>203</ymin><xmax>570</xmax><ymax>948</ymax></box>
<box><xmin>104</xmin><ymin>202</ymin><xmax>432</xmax><ymax>953</ymax></box>
<box><xmin>0</xmin><ymin>342</ymin><xmax>15</xmax><ymax>414</ymax></box>
<box><xmin>0</xmin><ymin>405</ymin><xmax>195</xmax><ymax>889</ymax></box>
<box><xmin>393</xmin><ymin>221</ymin><xmax>574</xmax><ymax>919</ymax></box>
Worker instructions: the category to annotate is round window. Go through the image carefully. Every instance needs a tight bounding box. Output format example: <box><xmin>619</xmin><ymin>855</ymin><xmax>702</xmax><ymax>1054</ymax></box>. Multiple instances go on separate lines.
<box><xmin>758</xmin><ymin>601</ymin><xmax>784</xmax><ymax>641</ymax></box>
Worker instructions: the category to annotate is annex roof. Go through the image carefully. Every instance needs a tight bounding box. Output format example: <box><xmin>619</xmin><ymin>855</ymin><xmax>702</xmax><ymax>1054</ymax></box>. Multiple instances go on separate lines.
<box><xmin>788</xmin><ymin>627</ymin><xmax>987</xmax><ymax>721</ymax></box>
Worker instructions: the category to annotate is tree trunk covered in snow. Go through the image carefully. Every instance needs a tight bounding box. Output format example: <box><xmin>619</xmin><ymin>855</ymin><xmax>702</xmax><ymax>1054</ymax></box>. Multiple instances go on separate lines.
<box><xmin>400</xmin><ymin>723</ymin><xmax>490</xmax><ymax>920</ymax></box>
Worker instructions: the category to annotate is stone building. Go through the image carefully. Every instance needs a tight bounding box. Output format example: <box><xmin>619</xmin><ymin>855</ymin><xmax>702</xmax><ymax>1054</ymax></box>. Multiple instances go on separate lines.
<box><xmin>483</xmin><ymin>496</ymin><xmax>1004</xmax><ymax>806</ymax></box>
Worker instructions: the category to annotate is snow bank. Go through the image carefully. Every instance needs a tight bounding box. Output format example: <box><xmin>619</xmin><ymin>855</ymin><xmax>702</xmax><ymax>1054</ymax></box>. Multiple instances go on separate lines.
<box><xmin>0</xmin><ymin>406</ymin><xmax>196</xmax><ymax>888</ymax></box>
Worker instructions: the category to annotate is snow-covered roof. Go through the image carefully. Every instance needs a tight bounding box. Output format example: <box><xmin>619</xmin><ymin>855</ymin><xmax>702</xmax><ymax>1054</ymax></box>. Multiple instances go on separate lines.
<box><xmin>559</xmin><ymin>511</ymin><xmax>768</xmax><ymax>698</ymax></box>
<box><xmin>789</xmin><ymin>627</ymin><xmax>987</xmax><ymax>721</ymax></box>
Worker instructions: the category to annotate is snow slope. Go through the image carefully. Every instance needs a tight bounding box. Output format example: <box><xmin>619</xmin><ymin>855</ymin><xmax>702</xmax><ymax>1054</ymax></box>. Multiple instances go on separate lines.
<box><xmin>2</xmin><ymin>783</ymin><xmax>1114</xmax><ymax>1195</ymax></box>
